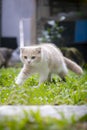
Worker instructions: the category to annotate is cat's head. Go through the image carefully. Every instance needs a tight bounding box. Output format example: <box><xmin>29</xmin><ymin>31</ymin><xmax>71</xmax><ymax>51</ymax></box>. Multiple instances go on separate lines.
<box><xmin>20</xmin><ymin>47</ymin><xmax>41</xmax><ymax>66</ymax></box>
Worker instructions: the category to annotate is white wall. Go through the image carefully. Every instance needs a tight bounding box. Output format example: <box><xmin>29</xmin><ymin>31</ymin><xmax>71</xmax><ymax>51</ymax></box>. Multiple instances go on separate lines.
<box><xmin>2</xmin><ymin>0</ymin><xmax>36</xmax><ymax>46</ymax></box>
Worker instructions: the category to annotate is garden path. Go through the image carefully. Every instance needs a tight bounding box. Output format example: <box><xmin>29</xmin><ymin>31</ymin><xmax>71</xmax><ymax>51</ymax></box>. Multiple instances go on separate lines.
<box><xmin>0</xmin><ymin>105</ymin><xmax>87</xmax><ymax>120</ymax></box>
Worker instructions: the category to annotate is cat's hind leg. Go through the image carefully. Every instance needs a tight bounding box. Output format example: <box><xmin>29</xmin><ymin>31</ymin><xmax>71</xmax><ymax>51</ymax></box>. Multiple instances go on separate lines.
<box><xmin>58</xmin><ymin>72</ymin><xmax>66</xmax><ymax>81</ymax></box>
<box><xmin>58</xmin><ymin>63</ymin><xmax>68</xmax><ymax>81</ymax></box>
<box><xmin>58</xmin><ymin>68</ymin><xmax>68</xmax><ymax>81</ymax></box>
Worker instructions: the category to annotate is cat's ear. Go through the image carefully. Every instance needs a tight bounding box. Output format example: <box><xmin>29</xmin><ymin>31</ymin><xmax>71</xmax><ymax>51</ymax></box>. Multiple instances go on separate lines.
<box><xmin>20</xmin><ymin>47</ymin><xmax>24</xmax><ymax>53</ymax></box>
<box><xmin>36</xmin><ymin>47</ymin><xmax>41</xmax><ymax>54</ymax></box>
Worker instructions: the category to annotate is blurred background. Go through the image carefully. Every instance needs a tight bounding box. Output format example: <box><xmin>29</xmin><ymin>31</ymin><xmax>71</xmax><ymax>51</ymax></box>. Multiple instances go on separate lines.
<box><xmin>0</xmin><ymin>0</ymin><xmax>87</xmax><ymax>66</ymax></box>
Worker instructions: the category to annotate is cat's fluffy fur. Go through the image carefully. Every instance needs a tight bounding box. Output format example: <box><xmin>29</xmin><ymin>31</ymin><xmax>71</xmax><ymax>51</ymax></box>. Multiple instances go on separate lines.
<box><xmin>15</xmin><ymin>43</ymin><xmax>83</xmax><ymax>86</ymax></box>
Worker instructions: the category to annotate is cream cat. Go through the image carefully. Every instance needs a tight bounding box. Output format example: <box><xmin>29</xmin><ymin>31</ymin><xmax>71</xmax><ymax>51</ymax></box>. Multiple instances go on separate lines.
<box><xmin>15</xmin><ymin>43</ymin><xmax>83</xmax><ymax>86</ymax></box>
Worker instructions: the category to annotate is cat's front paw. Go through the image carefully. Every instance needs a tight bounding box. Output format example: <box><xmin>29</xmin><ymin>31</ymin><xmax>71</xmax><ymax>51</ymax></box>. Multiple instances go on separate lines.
<box><xmin>15</xmin><ymin>78</ymin><xmax>23</xmax><ymax>86</ymax></box>
<box><xmin>33</xmin><ymin>85</ymin><xmax>39</xmax><ymax>88</ymax></box>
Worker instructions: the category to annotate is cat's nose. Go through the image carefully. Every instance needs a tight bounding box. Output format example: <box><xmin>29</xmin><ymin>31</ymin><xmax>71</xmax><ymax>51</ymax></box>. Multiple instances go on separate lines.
<box><xmin>28</xmin><ymin>61</ymin><xmax>30</xmax><ymax>64</ymax></box>
<box><xmin>28</xmin><ymin>61</ymin><xmax>31</xmax><ymax>64</ymax></box>
<box><xmin>28</xmin><ymin>60</ymin><xmax>31</xmax><ymax>64</ymax></box>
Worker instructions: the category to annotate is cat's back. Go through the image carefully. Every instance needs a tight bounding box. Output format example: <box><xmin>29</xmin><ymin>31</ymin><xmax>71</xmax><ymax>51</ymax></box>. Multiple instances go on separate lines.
<box><xmin>40</xmin><ymin>43</ymin><xmax>63</xmax><ymax>57</ymax></box>
<box><xmin>39</xmin><ymin>43</ymin><xmax>64</xmax><ymax>69</ymax></box>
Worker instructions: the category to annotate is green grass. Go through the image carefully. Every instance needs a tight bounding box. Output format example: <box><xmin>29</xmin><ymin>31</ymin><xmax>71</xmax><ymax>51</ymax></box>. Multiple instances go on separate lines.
<box><xmin>0</xmin><ymin>67</ymin><xmax>87</xmax><ymax>130</ymax></box>
<box><xmin>0</xmin><ymin>67</ymin><xmax>87</xmax><ymax>105</ymax></box>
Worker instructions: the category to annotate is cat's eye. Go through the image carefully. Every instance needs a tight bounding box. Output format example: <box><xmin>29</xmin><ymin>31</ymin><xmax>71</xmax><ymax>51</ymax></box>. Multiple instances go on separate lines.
<box><xmin>31</xmin><ymin>56</ymin><xmax>36</xmax><ymax>59</ymax></box>
<box><xmin>24</xmin><ymin>56</ymin><xmax>27</xmax><ymax>59</ymax></box>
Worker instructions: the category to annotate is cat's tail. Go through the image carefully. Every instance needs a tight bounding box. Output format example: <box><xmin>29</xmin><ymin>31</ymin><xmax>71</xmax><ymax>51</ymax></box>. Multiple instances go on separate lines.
<box><xmin>64</xmin><ymin>57</ymin><xmax>83</xmax><ymax>75</ymax></box>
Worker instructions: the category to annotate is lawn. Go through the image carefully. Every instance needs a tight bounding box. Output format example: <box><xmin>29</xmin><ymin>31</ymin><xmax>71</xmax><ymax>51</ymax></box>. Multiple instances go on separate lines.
<box><xmin>0</xmin><ymin>67</ymin><xmax>87</xmax><ymax>105</ymax></box>
<box><xmin>0</xmin><ymin>67</ymin><xmax>87</xmax><ymax>130</ymax></box>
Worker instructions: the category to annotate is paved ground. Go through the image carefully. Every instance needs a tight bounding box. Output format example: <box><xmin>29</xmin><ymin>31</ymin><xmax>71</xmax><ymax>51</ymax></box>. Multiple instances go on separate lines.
<box><xmin>0</xmin><ymin>105</ymin><xmax>87</xmax><ymax>120</ymax></box>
